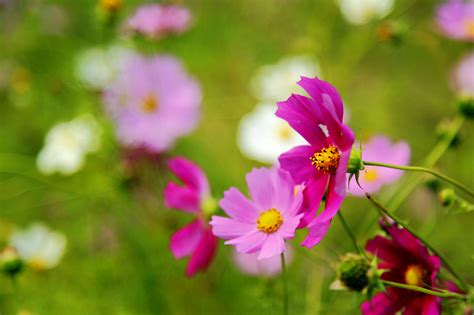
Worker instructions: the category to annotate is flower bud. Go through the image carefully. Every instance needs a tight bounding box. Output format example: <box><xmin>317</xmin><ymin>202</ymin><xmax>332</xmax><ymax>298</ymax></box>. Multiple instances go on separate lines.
<box><xmin>377</xmin><ymin>20</ymin><xmax>409</xmax><ymax>45</ymax></box>
<box><xmin>439</xmin><ymin>188</ymin><xmax>456</xmax><ymax>207</ymax></box>
<box><xmin>347</xmin><ymin>148</ymin><xmax>364</xmax><ymax>175</ymax></box>
<box><xmin>202</xmin><ymin>197</ymin><xmax>219</xmax><ymax>217</ymax></box>
<box><xmin>0</xmin><ymin>246</ymin><xmax>23</xmax><ymax>276</ymax></box>
<box><xmin>337</xmin><ymin>254</ymin><xmax>370</xmax><ymax>292</ymax></box>
<box><xmin>458</xmin><ymin>98</ymin><xmax>474</xmax><ymax>119</ymax></box>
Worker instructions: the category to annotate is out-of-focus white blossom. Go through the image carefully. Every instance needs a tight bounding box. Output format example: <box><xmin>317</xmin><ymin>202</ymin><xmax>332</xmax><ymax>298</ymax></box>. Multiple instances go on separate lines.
<box><xmin>10</xmin><ymin>223</ymin><xmax>67</xmax><ymax>271</ymax></box>
<box><xmin>75</xmin><ymin>45</ymin><xmax>134</xmax><ymax>90</ymax></box>
<box><xmin>36</xmin><ymin>115</ymin><xmax>101</xmax><ymax>175</ymax></box>
<box><xmin>338</xmin><ymin>0</ymin><xmax>395</xmax><ymax>25</ymax></box>
<box><xmin>237</xmin><ymin>103</ymin><xmax>306</xmax><ymax>164</ymax></box>
<box><xmin>251</xmin><ymin>56</ymin><xmax>321</xmax><ymax>102</ymax></box>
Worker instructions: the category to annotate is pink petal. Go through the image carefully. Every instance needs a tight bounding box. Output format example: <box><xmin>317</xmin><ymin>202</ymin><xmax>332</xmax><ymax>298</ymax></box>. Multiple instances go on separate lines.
<box><xmin>278</xmin><ymin>145</ymin><xmax>318</xmax><ymax>184</ymax></box>
<box><xmin>168</xmin><ymin>157</ymin><xmax>210</xmax><ymax>197</ymax></box>
<box><xmin>209</xmin><ymin>216</ymin><xmax>255</xmax><ymax>240</ymax></box>
<box><xmin>300</xmin><ymin>220</ymin><xmax>331</xmax><ymax>248</ymax></box>
<box><xmin>246</xmin><ymin>167</ymin><xmax>275</xmax><ymax>210</ymax></box>
<box><xmin>164</xmin><ymin>182</ymin><xmax>200</xmax><ymax>213</ymax></box>
<box><xmin>258</xmin><ymin>233</ymin><xmax>285</xmax><ymax>260</ymax></box>
<box><xmin>279</xmin><ymin>215</ymin><xmax>303</xmax><ymax>238</ymax></box>
<box><xmin>185</xmin><ymin>228</ymin><xmax>218</xmax><ymax>277</ymax></box>
<box><xmin>271</xmin><ymin>168</ymin><xmax>296</xmax><ymax>211</ymax></box>
<box><xmin>298</xmin><ymin>174</ymin><xmax>328</xmax><ymax>228</ymax></box>
<box><xmin>283</xmin><ymin>185</ymin><xmax>304</xmax><ymax>217</ymax></box>
<box><xmin>170</xmin><ymin>219</ymin><xmax>203</xmax><ymax>259</ymax></box>
<box><xmin>361</xmin><ymin>288</ymin><xmax>407</xmax><ymax>315</ymax></box>
<box><xmin>219</xmin><ymin>187</ymin><xmax>260</xmax><ymax>223</ymax></box>
<box><xmin>365</xmin><ymin>236</ymin><xmax>406</xmax><ymax>267</ymax></box>
<box><xmin>228</xmin><ymin>230</ymin><xmax>267</xmax><ymax>254</ymax></box>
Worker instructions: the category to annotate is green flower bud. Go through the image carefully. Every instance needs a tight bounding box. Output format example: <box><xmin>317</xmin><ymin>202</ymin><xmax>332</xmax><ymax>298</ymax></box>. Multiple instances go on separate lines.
<box><xmin>458</xmin><ymin>98</ymin><xmax>474</xmax><ymax>119</ymax></box>
<box><xmin>347</xmin><ymin>148</ymin><xmax>364</xmax><ymax>175</ymax></box>
<box><xmin>0</xmin><ymin>246</ymin><xmax>24</xmax><ymax>276</ymax></box>
<box><xmin>439</xmin><ymin>188</ymin><xmax>456</xmax><ymax>207</ymax></box>
<box><xmin>202</xmin><ymin>196</ymin><xmax>219</xmax><ymax>217</ymax></box>
<box><xmin>337</xmin><ymin>254</ymin><xmax>370</xmax><ymax>292</ymax></box>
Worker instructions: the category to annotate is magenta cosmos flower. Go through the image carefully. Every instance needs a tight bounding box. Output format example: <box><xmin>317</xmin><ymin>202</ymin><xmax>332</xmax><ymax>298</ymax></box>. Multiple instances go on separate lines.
<box><xmin>349</xmin><ymin>136</ymin><xmax>410</xmax><ymax>197</ymax></box>
<box><xmin>164</xmin><ymin>157</ymin><xmax>217</xmax><ymax>277</ymax></box>
<box><xmin>436</xmin><ymin>0</ymin><xmax>474</xmax><ymax>42</ymax></box>
<box><xmin>362</xmin><ymin>225</ymin><xmax>441</xmax><ymax>315</ymax></box>
<box><xmin>126</xmin><ymin>4</ymin><xmax>191</xmax><ymax>39</ymax></box>
<box><xmin>276</xmin><ymin>77</ymin><xmax>354</xmax><ymax>248</ymax></box>
<box><xmin>453</xmin><ymin>52</ymin><xmax>474</xmax><ymax>97</ymax></box>
<box><xmin>103</xmin><ymin>53</ymin><xmax>201</xmax><ymax>153</ymax></box>
<box><xmin>210</xmin><ymin>167</ymin><xmax>303</xmax><ymax>260</ymax></box>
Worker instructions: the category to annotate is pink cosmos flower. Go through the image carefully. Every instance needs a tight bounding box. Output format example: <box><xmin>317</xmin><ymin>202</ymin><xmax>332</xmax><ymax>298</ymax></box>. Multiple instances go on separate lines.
<box><xmin>103</xmin><ymin>53</ymin><xmax>201</xmax><ymax>153</ymax></box>
<box><xmin>276</xmin><ymin>77</ymin><xmax>354</xmax><ymax>248</ymax></box>
<box><xmin>210</xmin><ymin>167</ymin><xmax>304</xmax><ymax>260</ymax></box>
<box><xmin>126</xmin><ymin>4</ymin><xmax>191</xmax><ymax>39</ymax></box>
<box><xmin>453</xmin><ymin>52</ymin><xmax>474</xmax><ymax>97</ymax></box>
<box><xmin>436</xmin><ymin>0</ymin><xmax>474</xmax><ymax>42</ymax></box>
<box><xmin>349</xmin><ymin>136</ymin><xmax>410</xmax><ymax>196</ymax></box>
<box><xmin>232</xmin><ymin>247</ymin><xmax>292</xmax><ymax>277</ymax></box>
<box><xmin>361</xmin><ymin>225</ymin><xmax>441</xmax><ymax>315</ymax></box>
<box><xmin>164</xmin><ymin>157</ymin><xmax>218</xmax><ymax>277</ymax></box>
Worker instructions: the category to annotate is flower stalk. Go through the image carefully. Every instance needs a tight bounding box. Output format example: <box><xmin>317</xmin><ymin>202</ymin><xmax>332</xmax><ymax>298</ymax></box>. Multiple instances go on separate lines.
<box><xmin>365</xmin><ymin>193</ymin><xmax>471</xmax><ymax>292</ymax></box>
<box><xmin>381</xmin><ymin>280</ymin><xmax>467</xmax><ymax>300</ymax></box>
<box><xmin>281</xmin><ymin>253</ymin><xmax>289</xmax><ymax>315</ymax></box>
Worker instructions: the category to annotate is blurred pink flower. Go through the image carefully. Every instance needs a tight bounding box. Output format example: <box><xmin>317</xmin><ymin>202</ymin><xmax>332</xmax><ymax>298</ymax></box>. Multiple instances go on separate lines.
<box><xmin>164</xmin><ymin>157</ymin><xmax>217</xmax><ymax>278</ymax></box>
<box><xmin>276</xmin><ymin>77</ymin><xmax>354</xmax><ymax>248</ymax></box>
<box><xmin>103</xmin><ymin>53</ymin><xmax>201</xmax><ymax>153</ymax></box>
<box><xmin>436</xmin><ymin>0</ymin><xmax>474</xmax><ymax>42</ymax></box>
<box><xmin>210</xmin><ymin>167</ymin><xmax>303</xmax><ymax>260</ymax></box>
<box><xmin>349</xmin><ymin>136</ymin><xmax>410</xmax><ymax>197</ymax></box>
<box><xmin>232</xmin><ymin>246</ymin><xmax>292</xmax><ymax>277</ymax></box>
<box><xmin>126</xmin><ymin>4</ymin><xmax>191</xmax><ymax>39</ymax></box>
<box><xmin>361</xmin><ymin>225</ymin><xmax>441</xmax><ymax>314</ymax></box>
<box><xmin>453</xmin><ymin>52</ymin><xmax>474</xmax><ymax>97</ymax></box>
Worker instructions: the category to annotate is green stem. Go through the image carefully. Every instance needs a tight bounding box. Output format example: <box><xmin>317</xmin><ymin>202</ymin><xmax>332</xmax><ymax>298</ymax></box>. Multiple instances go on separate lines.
<box><xmin>363</xmin><ymin>161</ymin><xmax>474</xmax><ymax>198</ymax></box>
<box><xmin>382</xmin><ymin>280</ymin><xmax>467</xmax><ymax>300</ymax></box>
<box><xmin>337</xmin><ymin>212</ymin><xmax>367</xmax><ymax>259</ymax></box>
<box><xmin>281</xmin><ymin>253</ymin><xmax>289</xmax><ymax>315</ymax></box>
<box><xmin>365</xmin><ymin>193</ymin><xmax>470</xmax><ymax>292</ymax></box>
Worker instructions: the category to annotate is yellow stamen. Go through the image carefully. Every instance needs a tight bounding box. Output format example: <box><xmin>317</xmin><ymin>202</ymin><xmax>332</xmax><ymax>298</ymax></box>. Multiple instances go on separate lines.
<box><xmin>141</xmin><ymin>94</ymin><xmax>158</xmax><ymax>113</ymax></box>
<box><xmin>310</xmin><ymin>145</ymin><xmax>341</xmax><ymax>174</ymax></box>
<box><xmin>464</xmin><ymin>19</ymin><xmax>474</xmax><ymax>38</ymax></box>
<box><xmin>257</xmin><ymin>208</ymin><xmax>283</xmax><ymax>234</ymax></box>
<box><xmin>405</xmin><ymin>265</ymin><xmax>424</xmax><ymax>286</ymax></box>
<box><xmin>363</xmin><ymin>169</ymin><xmax>378</xmax><ymax>182</ymax></box>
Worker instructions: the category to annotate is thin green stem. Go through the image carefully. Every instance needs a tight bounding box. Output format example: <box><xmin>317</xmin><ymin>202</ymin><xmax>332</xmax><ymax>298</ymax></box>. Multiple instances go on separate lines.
<box><xmin>382</xmin><ymin>280</ymin><xmax>467</xmax><ymax>300</ymax></box>
<box><xmin>337</xmin><ymin>212</ymin><xmax>367</xmax><ymax>259</ymax></box>
<box><xmin>281</xmin><ymin>253</ymin><xmax>289</xmax><ymax>315</ymax></box>
<box><xmin>366</xmin><ymin>193</ymin><xmax>470</xmax><ymax>292</ymax></box>
<box><xmin>363</xmin><ymin>161</ymin><xmax>474</xmax><ymax>198</ymax></box>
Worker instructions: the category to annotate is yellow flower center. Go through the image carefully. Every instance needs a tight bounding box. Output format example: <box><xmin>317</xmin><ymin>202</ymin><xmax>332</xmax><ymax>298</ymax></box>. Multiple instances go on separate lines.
<box><xmin>141</xmin><ymin>94</ymin><xmax>159</xmax><ymax>113</ymax></box>
<box><xmin>29</xmin><ymin>258</ymin><xmax>47</xmax><ymax>272</ymax></box>
<box><xmin>464</xmin><ymin>19</ymin><xmax>474</xmax><ymax>38</ymax></box>
<box><xmin>277</xmin><ymin>123</ymin><xmax>293</xmax><ymax>141</ymax></box>
<box><xmin>363</xmin><ymin>169</ymin><xmax>378</xmax><ymax>182</ymax></box>
<box><xmin>100</xmin><ymin>0</ymin><xmax>122</xmax><ymax>12</ymax></box>
<box><xmin>310</xmin><ymin>145</ymin><xmax>341</xmax><ymax>174</ymax></box>
<box><xmin>257</xmin><ymin>208</ymin><xmax>283</xmax><ymax>234</ymax></box>
<box><xmin>405</xmin><ymin>265</ymin><xmax>424</xmax><ymax>287</ymax></box>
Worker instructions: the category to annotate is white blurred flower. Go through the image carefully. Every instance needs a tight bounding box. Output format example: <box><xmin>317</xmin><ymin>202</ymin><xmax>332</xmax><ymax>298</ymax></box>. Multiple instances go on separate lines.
<box><xmin>232</xmin><ymin>247</ymin><xmax>292</xmax><ymax>277</ymax></box>
<box><xmin>238</xmin><ymin>103</ymin><xmax>306</xmax><ymax>164</ymax></box>
<box><xmin>36</xmin><ymin>115</ymin><xmax>101</xmax><ymax>176</ymax></box>
<box><xmin>338</xmin><ymin>0</ymin><xmax>395</xmax><ymax>25</ymax></box>
<box><xmin>10</xmin><ymin>223</ymin><xmax>66</xmax><ymax>271</ymax></box>
<box><xmin>75</xmin><ymin>44</ymin><xmax>134</xmax><ymax>90</ymax></box>
<box><xmin>251</xmin><ymin>56</ymin><xmax>321</xmax><ymax>102</ymax></box>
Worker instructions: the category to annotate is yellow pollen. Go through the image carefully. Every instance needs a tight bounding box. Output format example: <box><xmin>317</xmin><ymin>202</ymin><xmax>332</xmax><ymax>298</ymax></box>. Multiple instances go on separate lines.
<box><xmin>310</xmin><ymin>145</ymin><xmax>340</xmax><ymax>174</ymax></box>
<box><xmin>464</xmin><ymin>19</ymin><xmax>474</xmax><ymax>38</ymax></box>
<box><xmin>405</xmin><ymin>265</ymin><xmax>424</xmax><ymax>287</ymax></box>
<box><xmin>257</xmin><ymin>208</ymin><xmax>283</xmax><ymax>234</ymax></box>
<box><xmin>141</xmin><ymin>94</ymin><xmax>158</xmax><ymax>113</ymax></box>
<box><xmin>277</xmin><ymin>124</ymin><xmax>293</xmax><ymax>141</ymax></box>
<box><xmin>100</xmin><ymin>0</ymin><xmax>122</xmax><ymax>12</ymax></box>
<box><xmin>363</xmin><ymin>169</ymin><xmax>378</xmax><ymax>182</ymax></box>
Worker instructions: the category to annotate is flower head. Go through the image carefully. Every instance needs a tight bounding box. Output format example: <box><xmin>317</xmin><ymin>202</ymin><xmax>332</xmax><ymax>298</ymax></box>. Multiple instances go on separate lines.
<box><xmin>164</xmin><ymin>157</ymin><xmax>218</xmax><ymax>277</ymax></box>
<box><xmin>338</xmin><ymin>0</ymin><xmax>394</xmax><ymax>25</ymax></box>
<box><xmin>349</xmin><ymin>136</ymin><xmax>410</xmax><ymax>196</ymax></box>
<box><xmin>36</xmin><ymin>115</ymin><xmax>101</xmax><ymax>176</ymax></box>
<box><xmin>436</xmin><ymin>0</ymin><xmax>474</xmax><ymax>42</ymax></box>
<box><xmin>210</xmin><ymin>167</ymin><xmax>303</xmax><ymax>260</ymax></box>
<box><xmin>276</xmin><ymin>77</ymin><xmax>354</xmax><ymax>248</ymax></box>
<box><xmin>126</xmin><ymin>4</ymin><xmax>191</xmax><ymax>40</ymax></box>
<box><xmin>10</xmin><ymin>223</ymin><xmax>67</xmax><ymax>271</ymax></box>
<box><xmin>232</xmin><ymin>247</ymin><xmax>292</xmax><ymax>277</ymax></box>
<box><xmin>237</xmin><ymin>103</ymin><xmax>306</xmax><ymax>164</ymax></box>
<box><xmin>453</xmin><ymin>52</ymin><xmax>474</xmax><ymax>98</ymax></box>
<box><xmin>361</xmin><ymin>225</ymin><xmax>441</xmax><ymax>314</ymax></box>
<box><xmin>103</xmin><ymin>54</ymin><xmax>201</xmax><ymax>153</ymax></box>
